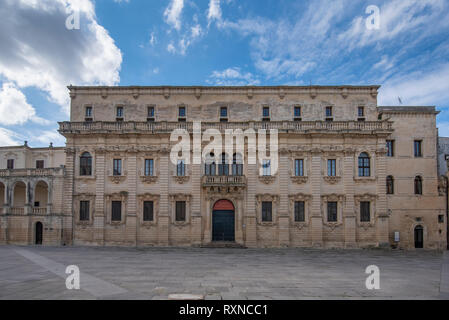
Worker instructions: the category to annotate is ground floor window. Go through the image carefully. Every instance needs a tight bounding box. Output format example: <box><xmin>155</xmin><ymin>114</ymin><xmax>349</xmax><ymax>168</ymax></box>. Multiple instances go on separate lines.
<box><xmin>294</xmin><ymin>201</ymin><xmax>305</xmax><ymax>222</ymax></box>
<box><xmin>360</xmin><ymin>201</ymin><xmax>370</xmax><ymax>222</ymax></box>
<box><xmin>112</xmin><ymin>201</ymin><xmax>122</xmax><ymax>221</ymax></box>
<box><xmin>143</xmin><ymin>201</ymin><xmax>154</xmax><ymax>221</ymax></box>
<box><xmin>327</xmin><ymin>202</ymin><xmax>337</xmax><ymax>222</ymax></box>
<box><xmin>80</xmin><ymin>201</ymin><xmax>90</xmax><ymax>221</ymax></box>
<box><xmin>176</xmin><ymin>201</ymin><xmax>186</xmax><ymax>221</ymax></box>
<box><xmin>262</xmin><ymin>201</ymin><xmax>272</xmax><ymax>222</ymax></box>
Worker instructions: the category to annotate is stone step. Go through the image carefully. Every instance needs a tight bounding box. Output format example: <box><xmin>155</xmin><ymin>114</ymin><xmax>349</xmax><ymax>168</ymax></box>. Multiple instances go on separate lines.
<box><xmin>199</xmin><ymin>242</ymin><xmax>247</xmax><ymax>249</ymax></box>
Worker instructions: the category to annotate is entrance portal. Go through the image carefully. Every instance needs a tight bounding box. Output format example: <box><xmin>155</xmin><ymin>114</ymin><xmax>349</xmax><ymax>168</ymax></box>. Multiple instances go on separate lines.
<box><xmin>35</xmin><ymin>222</ymin><xmax>43</xmax><ymax>245</ymax></box>
<box><xmin>212</xmin><ymin>200</ymin><xmax>235</xmax><ymax>242</ymax></box>
<box><xmin>414</xmin><ymin>225</ymin><xmax>423</xmax><ymax>248</ymax></box>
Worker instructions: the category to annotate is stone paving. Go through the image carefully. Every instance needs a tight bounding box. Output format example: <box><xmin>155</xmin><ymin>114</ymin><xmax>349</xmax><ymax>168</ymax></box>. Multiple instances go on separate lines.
<box><xmin>0</xmin><ymin>245</ymin><xmax>447</xmax><ymax>300</ymax></box>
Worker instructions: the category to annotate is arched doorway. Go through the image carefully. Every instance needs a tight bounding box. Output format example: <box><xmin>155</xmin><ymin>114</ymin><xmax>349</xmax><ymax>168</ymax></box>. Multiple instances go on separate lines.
<box><xmin>414</xmin><ymin>225</ymin><xmax>424</xmax><ymax>248</ymax></box>
<box><xmin>212</xmin><ymin>200</ymin><xmax>235</xmax><ymax>242</ymax></box>
<box><xmin>35</xmin><ymin>222</ymin><xmax>43</xmax><ymax>245</ymax></box>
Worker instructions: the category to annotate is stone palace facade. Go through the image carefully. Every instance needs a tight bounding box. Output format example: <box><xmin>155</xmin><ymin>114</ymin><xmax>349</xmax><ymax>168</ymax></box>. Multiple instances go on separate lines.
<box><xmin>0</xmin><ymin>85</ymin><xmax>447</xmax><ymax>249</ymax></box>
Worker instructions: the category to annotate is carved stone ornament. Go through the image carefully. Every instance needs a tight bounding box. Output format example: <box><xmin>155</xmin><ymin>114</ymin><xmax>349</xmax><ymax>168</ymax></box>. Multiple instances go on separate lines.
<box><xmin>173</xmin><ymin>176</ymin><xmax>190</xmax><ymax>184</ymax></box>
<box><xmin>258</xmin><ymin>176</ymin><xmax>276</xmax><ymax>184</ymax></box>
<box><xmin>291</xmin><ymin>176</ymin><xmax>308</xmax><ymax>184</ymax></box>
<box><xmin>323</xmin><ymin>176</ymin><xmax>341</xmax><ymax>184</ymax></box>
<box><xmin>109</xmin><ymin>175</ymin><xmax>126</xmax><ymax>184</ymax></box>
<box><xmin>140</xmin><ymin>176</ymin><xmax>158</xmax><ymax>184</ymax></box>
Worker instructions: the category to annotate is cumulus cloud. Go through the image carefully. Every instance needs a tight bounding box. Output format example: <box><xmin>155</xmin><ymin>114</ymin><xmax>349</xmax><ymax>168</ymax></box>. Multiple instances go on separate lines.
<box><xmin>164</xmin><ymin>0</ymin><xmax>184</xmax><ymax>31</ymax></box>
<box><xmin>0</xmin><ymin>127</ymin><xmax>23</xmax><ymax>146</ymax></box>
<box><xmin>0</xmin><ymin>0</ymin><xmax>123</xmax><ymax>114</ymax></box>
<box><xmin>0</xmin><ymin>82</ymin><xmax>49</xmax><ymax>125</ymax></box>
<box><xmin>207</xmin><ymin>67</ymin><xmax>260</xmax><ymax>86</ymax></box>
<box><xmin>207</xmin><ymin>0</ymin><xmax>222</xmax><ymax>25</ymax></box>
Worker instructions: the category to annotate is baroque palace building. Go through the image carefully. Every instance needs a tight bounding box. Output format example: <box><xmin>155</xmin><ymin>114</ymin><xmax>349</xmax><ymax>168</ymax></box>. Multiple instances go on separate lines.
<box><xmin>0</xmin><ymin>85</ymin><xmax>447</xmax><ymax>249</ymax></box>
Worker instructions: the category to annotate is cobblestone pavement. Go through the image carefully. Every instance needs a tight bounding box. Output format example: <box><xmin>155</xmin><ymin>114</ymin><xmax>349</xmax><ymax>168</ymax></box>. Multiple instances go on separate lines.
<box><xmin>0</xmin><ymin>245</ymin><xmax>446</xmax><ymax>300</ymax></box>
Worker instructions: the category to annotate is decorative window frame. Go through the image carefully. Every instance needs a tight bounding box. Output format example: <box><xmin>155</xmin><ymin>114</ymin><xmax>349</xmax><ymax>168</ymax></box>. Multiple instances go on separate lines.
<box><xmin>255</xmin><ymin>194</ymin><xmax>279</xmax><ymax>226</ymax></box>
<box><xmin>73</xmin><ymin>193</ymin><xmax>95</xmax><ymax>226</ymax></box>
<box><xmin>353</xmin><ymin>150</ymin><xmax>377</xmax><ymax>181</ymax></box>
<box><xmin>354</xmin><ymin>194</ymin><xmax>377</xmax><ymax>229</ymax></box>
<box><xmin>290</xmin><ymin>155</ymin><xmax>309</xmax><ymax>184</ymax></box>
<box><xmin>105</xmin><ymin>192</ymin><xmax>128</xmax><ymax>225</ymax></box>
<box><xmin>84</xmin><ymin>104</ymin><xmax>94</xmax><ymax>120</ymax></box>
<box><xmin>137</xmin><ymin>194</ymin><xmax>160</xmax><ymax>227</ymax></box>
<box><xmin>322</xmin><ymin>155</ymin><xmax>341</xmax><ymax>184</ymax></box>
<box><xmin>169</xmin><ymin>194</ymin><xmax>192</xmax><ymax>226</ymax></box>
<box><xmin>75</xmin><ymin>149</ymin><xmax>96</xmax><ymax>180</ymax></box>
<box><xmin>288</xmin><ymin>193</ymin><xmax>312</xmax><ymax>228</ymax></box>
<box><xmin>107</xmin><ymin>153</ymin><xmax>127</xmax><ymax>184</ymax></box>
<box><xmin>321</xmin><ymin>194</ymin><xmax>345</xmax><ymax>228</ymax></box>
<box><xmin>171</xmin><ymin>159</ymin><xmax>191</xmax><ymax>184</ymax></box>
<box><xmin>139</xmin><ymin>155</ymin><xmax>159</xmax><ymax>184</ymax></box>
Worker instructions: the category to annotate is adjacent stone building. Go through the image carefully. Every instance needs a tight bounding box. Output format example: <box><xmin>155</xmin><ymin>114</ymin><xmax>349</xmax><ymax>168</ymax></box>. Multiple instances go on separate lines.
<box><xmin>0</xmin><ymin>85</ymin><xmax>446</xmax><ymax>249</ymax></box>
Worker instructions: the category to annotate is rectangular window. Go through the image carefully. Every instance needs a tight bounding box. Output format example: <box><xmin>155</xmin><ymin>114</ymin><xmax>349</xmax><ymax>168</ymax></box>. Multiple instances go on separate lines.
<box><xmin>80</xmin><ymin>201</ymin><xmax>90</xmax><ymax>221</ymax></box>
<box><xmin>360</xmin><ymin>201</ymin><xmax>370</xmax><ymax>222</ymax></box>
<box><xmin>143</xmin><ymin>201</ymin><xmax>154</xmax><ymax>222</ymax></box>
<box><xmin>113</xmin><ymin>159</ymin><xmax>122</xmax><ymax>176</ymax></box>
<box><xmin>386</xmin><ymin>140</ymin><xmax>394</xmax><ymax>157</ymax></box>
<box><xmin>111</xmin><ymin>201</ymin><xmax>122</xmax><ymax>221</ymax></box>
<box><xmin>34</xmin><ymin>201</ymin><xmax>40</xmax><ymax>207</ymax></box>
<box><xmin>358</xmin><ymin>106</ymin><xmax>365</xmax><ymax>117</ymax></box>
<box><xmin>85</xmin><ymin>106</ymin><xmax>92</xmax><ymax>117</ymax></box>
<box><xmin>262</xmin><ymin>201</ymin><xmax>272</xmax><ymax>222</ymax></box>
<box><xmin>294</xmin><ymin>106</ymin><xmax>301</xmax><ymax>118</ymax></box>
<box><xmin>7</xmin><ymin>159</ymin><xmax>14</xmax><ymax>169</ymax></box>
<box><xmin>175</xmin><ymin>201</ymin><xmax>186</xmax><ymax>221</ymax></box>
<box><xmin>177</xmin><ymin>160</ymin><xmax>185</xmax><ymax>176</ymax></box>
<box><xmin>145</xmin><ymin>159</ymin><xmax>154</xmax><ymax>176</ymax></box>
<box><xmin>147</xmin><ymin>106</ymin><xmax>155</xmax><ymax>117</ymax></box>
<box><xmin>327</xmin><ymin>202</ymin><xmax>338</xmax><ymax>222</ymax></box>
<box><xmin>262</xmin><ymin>159</ymin><xmax>271</xmax><ymax>176</ymax></box>
<box><xmin>294</xmin><ymin>201</ymin><xmax>305</xmax><ymax>222</ymax></box>
<box><xmin>326</xmin><ymin>106</ymin><xmax>333</xmax><ymax>117</ymax></box>
<box><xmin>414</xmin><ymin>140</ymin><xmax>422</xmax><ymax>157</ymax></box>
<box><xmin>327</xmin><ymin>159</ymin><xmax>336</xmax><ymax>176</ymax></box>
<box><xmin>36</xmin><ymin>160</ymin><xmax>44</xmax><ymax>169</ymax></box>
<box><xmin>116</xmin><ymin>106</ymin><xmax>124</xmax><ymax>118</ymax></box>
<box><xmin>263</xmin><ymin>106</ymin><xmax>270</xmax><ymax>118</ymax></box>
<box><xmin>295</xmin><ymin>159</ymin><xmax>304</xmax><ymax>176</ymax></box>
<box><xmin>178</xmin><ymin>106</ymin><xmax>186</xmax><ymax>117</ymax></box>
<box><xmin>220</xmin><ymin>107</ymin><xmax>228</xmax><ymax>118</ymax></box>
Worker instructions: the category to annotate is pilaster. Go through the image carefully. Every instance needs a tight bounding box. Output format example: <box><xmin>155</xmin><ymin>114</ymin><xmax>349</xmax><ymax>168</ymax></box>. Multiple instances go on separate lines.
<box><xmin>343</xmin><ymin>149</ymin><xmax>356</xmax><ymax>248</ymax></box>
<box><xmin>310</xmin><ymin>152</ymin><xmax>323</xmax><ymax>247</ymax></box>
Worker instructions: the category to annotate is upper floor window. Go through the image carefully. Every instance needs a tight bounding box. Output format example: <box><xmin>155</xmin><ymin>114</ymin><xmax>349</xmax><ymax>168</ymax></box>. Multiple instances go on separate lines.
<box><xmin>414</xmin><ymin>140</ymin><xmax>422</xmax><ymax>157</ymax></box>
<box><xmin>116</xmin><ymin>106</ymin><xmax>124</xmax><ymax>119</ymax></box>
<box><xmin>325</xmin><ymin>106</ymin><xmax>333</xmax><ymax>118</ymax></box>
<box><xmin>232</xmin><ymin>153</ymin><xmax>243</xmax><ymax>176</ymax></box>
<box><xmin>36</xmin><ymin>160</ymin><xmax>44</xmax><ymax>169</ymax></box>
<box><xmin>386</xmin><ymin>176</ymin><xmax>394</xmax><ymax>194</ymax></box>
<box><xmin>358</xmin><ymin>106</ymin><xmax>365</xmax><ymax>117</ymax></box>
<box><xmin>386</xmin><ymin>140</ymin><xmax>394</xmax><ymax>157</ymax></box>
<box><xmin>218</xmin><ymin>153</ymin><xmax>229</xmax><ymax>176</ymax></box>
<box><xmin>7</xmin><ymin>159</ymin><xmax>14</xmax><ymax>169</ymax></box>
<box><xmin>358</xmin><ymin>152</ymin><xmax>370</xmax><ymax>177</ymax></box>
<box><xmin>360</xmin><ymin>201</ymin><xmax>370</xmax><ymax>222</ymax></box>
<box><xmin>294</xmin><ymin>106</ymin><xmax>301</xmax><ymax>120</ymax></box>
<box><xmin>327</xmin><ymin>202</ymin><xmax>338</xmax><ymax>222</ymax></box>
<box><xmin>205</xmin><ymin>153</ymin><xmax>216</xmax><ymax>176</ymax></box>
<box><xmin>113</xmin><ymin>159</ymin><xmax>122</xmax><ymax>176</ymax></box>
<box><xmin>262</xmin><ymin>106</ymin><xmax>270</xmax><ymax>121</ymax></box>
<box><xmin>145</xmin><ymin>159</ymin><xmax>154</xmax><ymax>176</ymax></box>
<box><xmin>294</xmin><ymin>201</ymin><xmax>305</xmax><ymax>222</ymax></box>
<box><xmin>143</xmin><ymin>201</ymin><xmax>154</xmax><ymax>221</ymax></box>
<box><xmin>220</xmin><ymin>107</ymin><xmax>228</xmax><ymax>118</ymax></box>
<box><xmin>178</xmin><ymin>106</ymin><xmax>186</xmax><ymax>120</ymax></box>
<box><xmin>177</xmin><ymin>160</ymin><xmax>186</xmax><ymax>176</ymax></box>
<box><xmin>327</xmin><ymin>159</ymin><xmax>336</xmax><ymax>177</ymax></box>
<box><xmin>147</xmin><ymin>106</ymin><xmax>155</xmax><ymax>121</ymax></box>
<box><xmin>79</xmin><ymin>152</ymin><xmax>92</xmax><ymax>176</ymax></box>
<box><xmin>414</xmin><ymin>176</ymin><xmax>423</xmax><ymax>195</ymax></box>
<box><xmin>175</xmin><ymin>201</ymin><xmax>186</xmax><ymax>221</ymax></box>
<box><xmin>80</xmin><ymin>201</ymin><xmax>90</xmax><ymax>221</ymax></box>
<box><xmin>111</xmin><ymin>201</ymin><xmax>122</xmax><ymax>221</ymax></box>
<box><xmin>261</xmin><ymin>201</ymin><xmax>272</xmax><ymax>222</ymax></box>
<box><xmin>295</xmin><ymin>159</ymin><xmax>304</xmax><ymax>177</ymax></box>
<box><xmin>262</xmin><ymin>159</ymin><xmax>271</xmax><ymax>176</ymax></box>
<box><xmin>85</xmin><ymin>106</ymin><xmax>92</xmax><ymax>120</ymax></box>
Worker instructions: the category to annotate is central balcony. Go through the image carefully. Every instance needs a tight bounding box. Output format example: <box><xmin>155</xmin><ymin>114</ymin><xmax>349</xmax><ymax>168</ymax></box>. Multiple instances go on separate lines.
<box><xmin>202</xmin><ymin>175</ymin><xmax>247</xmax><ymax>187</ymax></box>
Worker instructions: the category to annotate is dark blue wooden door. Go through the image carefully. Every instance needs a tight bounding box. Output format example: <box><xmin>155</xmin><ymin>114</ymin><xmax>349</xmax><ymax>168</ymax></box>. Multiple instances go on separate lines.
<box><xmin>212</xmin><ymin>210</ymin><xmax>235</xmax><ymax>242</ymax></box>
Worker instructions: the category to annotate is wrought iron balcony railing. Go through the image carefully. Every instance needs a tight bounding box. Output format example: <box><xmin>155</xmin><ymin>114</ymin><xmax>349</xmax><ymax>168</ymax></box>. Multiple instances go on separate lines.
<box><xmin>202</xmin><ymin>175</ymin><xmax>247</xmax><ymax>187</ymax></box>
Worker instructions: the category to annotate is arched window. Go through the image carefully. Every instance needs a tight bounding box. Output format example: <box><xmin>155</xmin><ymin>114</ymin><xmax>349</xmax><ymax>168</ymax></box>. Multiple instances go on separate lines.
<box><xmin>232</xmin><ymin>153</ymin><xmax>243</xmax><ymax>176</ymax></box>
<box><xmin>218</xmin><ymin>153</ymin><xmax>229</xmax><ymax>176</ymax></box>
<box><xmin>204</xmin><ymin>153</ymin><xmax>216</xmax><ymax>176</ymax></box>
<box><xmin>358</xmin><ymin>152</ymin><xmax>370</xmax><ymax>177</ymax></box>
<box><xmin>80</xmin><ymin>152</ymin><xmax>92</xmax><ymax>176</ymax></box>
<box><xmin>386</xmin><ymin>176</ymin><xmax>394</xmax><ymax>194</ymax></box>
<box><xmin>414</xmin><ymin>176</ymin><xmax>423</xmax><ymax>195</ymax></box>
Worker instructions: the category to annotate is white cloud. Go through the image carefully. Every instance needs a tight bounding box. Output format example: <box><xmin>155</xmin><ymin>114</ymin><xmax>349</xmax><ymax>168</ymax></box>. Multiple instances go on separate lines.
<box><xmin>164</xmin><ymin>0</ymin><xmax>184</xmax><ymax>31</ymax></box>
<box><xmin>0</xmin><ymin>0</ymin><xmax>123</xmax><ymax>114</ymax></box>
<box><xmin>167</xmin><ymin>43</ymin><xmax>176</xmax><ymax>54</ymax></box>
<box><xmin>29</xmin><ymin>129</ymin><xmax>66</xmax><ymax>146</ymax></box>
<box><xmin>207</xmin><ymin>0</ymin><xmax>221</xmax><ymax>25</ymax></box>
<box><xmin>207</xmin><ymin>67</ymin><xmax>260</xmax><ymax>86</ymax></box>
<box><xmin>0</xmin><ymin>127</ymin><xmax>23</xmax><ymax>146</ymax></box>
<box><xmin>0</xmin><ymin>82</ymin><xmax>50</xmax><ymax>126</ymax></box>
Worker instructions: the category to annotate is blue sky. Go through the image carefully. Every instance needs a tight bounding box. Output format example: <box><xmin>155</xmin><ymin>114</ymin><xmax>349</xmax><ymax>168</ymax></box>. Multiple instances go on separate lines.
<box><xmin>1</xmin><ymin>0</ymin><xmax>449</xmax><ymax>147</ymax></box>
